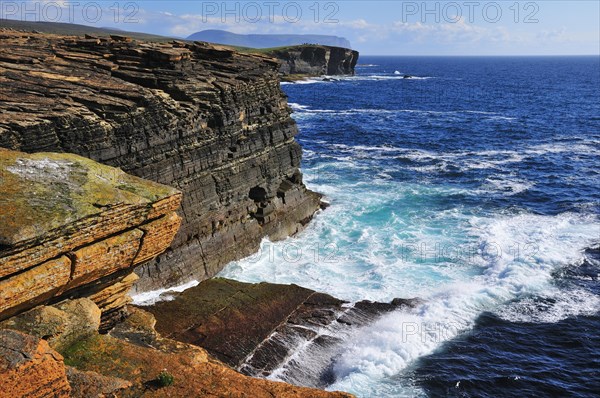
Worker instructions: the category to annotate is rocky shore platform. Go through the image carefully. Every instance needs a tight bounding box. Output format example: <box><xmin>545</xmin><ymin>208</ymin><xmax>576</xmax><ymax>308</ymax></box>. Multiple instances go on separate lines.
<box><xmin>0</xmin><ymin>148</ymin><xmax>351</xmax><ymax>398</ymax></box>
<box><xmin>143</xmin><ymin>278</ymin><xmax>420</xmax><ymax>388</ymax></box>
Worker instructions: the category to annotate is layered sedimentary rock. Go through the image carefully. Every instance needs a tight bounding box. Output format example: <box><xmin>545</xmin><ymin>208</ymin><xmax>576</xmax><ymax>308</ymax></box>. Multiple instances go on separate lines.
<box><xmin>1</xmin><ymin>300</ymin><xmax>353</xmax><ymax>397</ymax></box>
<box><xmin>144</xmin><ymin>278</ymin><xmax>421</xmax><ymax>387</ymax></box>
<box><xmin>267</xmin><ymin>45</ymin><xmax>359</xmax><ymax>77</ymax></box>
<box><xmin>0</xmin><ymin>29</ymin><xmax>322</xmax><ymax>292</ymax></box>
<box><xmin>0</xmin><ymin>148</ymin><xmax>182</xmax><ymax>324</ymax></box>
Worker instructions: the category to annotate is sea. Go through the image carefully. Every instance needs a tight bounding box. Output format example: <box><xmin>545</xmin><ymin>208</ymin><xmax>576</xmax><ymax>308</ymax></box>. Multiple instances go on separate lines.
<box><xmin>220</xmin><ymin>56</ymin><xmax>599</xmax><ymax>397</ymax></box>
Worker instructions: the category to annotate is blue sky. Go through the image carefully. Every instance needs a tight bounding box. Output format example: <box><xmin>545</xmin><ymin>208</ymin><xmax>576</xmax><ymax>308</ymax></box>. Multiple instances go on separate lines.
<box><xmin>5</xmin><ymin>1</ymin><xmax>600</xmax><ymax>55</ymax></box>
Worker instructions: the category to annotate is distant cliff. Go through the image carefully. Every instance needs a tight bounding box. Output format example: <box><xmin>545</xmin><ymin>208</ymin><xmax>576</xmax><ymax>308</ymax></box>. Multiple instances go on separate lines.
<box><xmin>265</xmin><ymin>45</ymin><xmax>359</xmax><ymax>77</ymax></box>
<box><xmin>187</xmin><ymin>29</ymin><xmax>352</xmax><ymax>49</ymax></box>
<box><xmin>0</xmin><ymin>30</ymin><xmax>322</xmax><ymax>293</ymax></box>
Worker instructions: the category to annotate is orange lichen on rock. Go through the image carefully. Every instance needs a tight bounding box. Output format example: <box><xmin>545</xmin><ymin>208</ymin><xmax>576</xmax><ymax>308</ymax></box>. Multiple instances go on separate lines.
<box><xmin>0</xmin><ymin>256</ymin><xmax>71</xmax><ymax>320</ymax></box>
<box><xmin>135</xmin><ymin>212</ymin><xmax>182</xmax><ymax>264</ymax></box>
<box><xmin>68</xmin><ymin>229</ymin><xmax>144</xmax><ymax>289</ymax></box>
<box><xmin>0</xmin><ymin>148</ymin><xmax>182</xmax><ymax>322</ymax></box>
<box><xmin>61</xmin><ymin>308</ymin><xmax>354</xmax><ymax>398</ymax></box>
<box><xmin>0</xmin><ymin>330</ymin><xmax>71</xmax><ymax>398</ymax></box>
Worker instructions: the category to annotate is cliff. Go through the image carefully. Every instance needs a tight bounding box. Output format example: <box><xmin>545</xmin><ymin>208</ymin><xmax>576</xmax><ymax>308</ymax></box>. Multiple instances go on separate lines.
<box><xmin>0</xmin><ymin>148</ymin><xmax>182</xmax><ymax>327</ymax></box>
<box><xmin>0</xmin><ymin>29</ymin><xmax>322</xmax><ymax>292</ymax></box>
<box><xmin>0</xmin><ymin>148</ymin><xmax>351</xmax><ymax>397</ymax></box>
<box><xmin>265</xmin><ymin>45</ymin><xmax>359</xmax><ymax>77</ymax></box>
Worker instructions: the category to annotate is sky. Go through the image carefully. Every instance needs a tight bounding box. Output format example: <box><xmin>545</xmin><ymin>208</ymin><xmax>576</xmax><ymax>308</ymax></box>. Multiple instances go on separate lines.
<box><xmin>3</xmin><ymin>1</ymin><xmax>599</xmax><ymax>55</ymax></box>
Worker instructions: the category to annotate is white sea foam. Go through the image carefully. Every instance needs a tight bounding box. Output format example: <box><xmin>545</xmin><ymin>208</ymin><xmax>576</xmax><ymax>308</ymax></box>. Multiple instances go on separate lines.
<box><xmin>290</xmin><ymin>107</ymin><xmax>520</xmax><ymax>125</ymax></box>
<box><xmin>288</xmin><ymin>102</ymin><xmax>310</xmax><ymax>112</ymax></box>
<box><xmin>325</xmin><ymin>212</ymin><xmax>599</xmax><ymax>395</ymax></box>
<box><xmin>285</xmin><ymin>74</ymin><xmax>435</xmax><ymax>84</ymax></box>
<box><xmin>478</xmin><ymin>176</ymin><xmax>534</xmax><ymax>195</ymax></box>
<box><xmin>283</xmin><ymin>78</ymin><xmax>329</xmax><ymax>85</ymax></box>
<box><xmin>217</xmin><ymin>97</ymin><xmax>599</xmax><ymax>395</ymax></box>
<box><xmin>220</xmin><ymin>186</ymin><xmax>600</xmax><ymax>397</ymax></box>
<box><xmin>131</xmin><ymin>279</ymin><xmax>199</xmax><ymax>306</ymax></box>
<box><xmin>495</xmin><ymin>287</ymin><xmax>600</xmax><ymax>323</ymax></box>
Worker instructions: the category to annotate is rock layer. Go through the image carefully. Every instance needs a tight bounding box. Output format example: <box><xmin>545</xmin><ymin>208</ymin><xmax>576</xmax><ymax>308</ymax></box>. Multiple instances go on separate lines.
<box><xmin>0</xmin><ymin>29</ymin><xmax>322</xmax><ymax>292</ymax></box>
<box><xmin>0</xmin><ymin>148</ymin><xmax>182</xmax><ymax>323</ymax></box>
<box><xmin>144</xmin><ymin>278</ymin><xmax>421</xmax><ymax>387</ymax></box>
<box><xmin>267</xmin><ymin>45</ymin><xmax>359</xmax><ymax>77</ymax></box>
<box><xmin>1</xmin><ymin>303</ymin><xmax>353</xmax><ymax>397</ymax></box>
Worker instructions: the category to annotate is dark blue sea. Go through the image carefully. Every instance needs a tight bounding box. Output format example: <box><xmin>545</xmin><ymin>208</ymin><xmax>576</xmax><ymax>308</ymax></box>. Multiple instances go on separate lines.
<box><xmin>220</xmin><ymin>56</ymin><xmax>600</xmax><ymax>397</ymax></box>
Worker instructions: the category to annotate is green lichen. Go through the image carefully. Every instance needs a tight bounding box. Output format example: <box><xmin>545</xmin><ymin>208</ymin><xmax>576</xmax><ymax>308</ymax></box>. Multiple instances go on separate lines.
<box><xmin>0</xmin><ymin>149</ymin><xmax>180</xmax><ymax>247</ymax></box>
<box><xmin>61</xmin><ymin>334</ymin><xmax>106</xmax><ymax>368</ymax></box>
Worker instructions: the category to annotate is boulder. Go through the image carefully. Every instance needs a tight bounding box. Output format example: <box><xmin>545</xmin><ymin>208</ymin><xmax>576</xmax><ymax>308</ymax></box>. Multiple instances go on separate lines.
<box><xmin>0</xmin><ymin>329</ymin><xmax>71</xmax><ymax>398</ymax></box>
<box><xmin>0</xmin><ymin>148</ymin><xmax>182</xmax><ymax>325</ymax></box>
<box><xmin>0</xmin><ymin>298</ymin><xmax>101</xmax><ymax>352</ymax></box>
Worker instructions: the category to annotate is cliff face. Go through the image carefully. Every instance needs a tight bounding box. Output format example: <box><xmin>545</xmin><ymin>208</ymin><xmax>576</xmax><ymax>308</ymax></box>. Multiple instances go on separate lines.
<box><xmin>0</xmin><ymin>148</ymin><xmax>182</xmax><ymax>327</ymax></box>
<box><xmin>0</xmin><ymin>30</ymin><xmax>322</xmax><ymax>292</ymax></box>
<box><xmin>268</xmin><ymin>45</ymin><xmax>359</xmax><ymax>76</ymax></box>
<box><xmin>0</xmin><ymin>147</ymin><xmax>350</xmax><ymax>397</ymax></box>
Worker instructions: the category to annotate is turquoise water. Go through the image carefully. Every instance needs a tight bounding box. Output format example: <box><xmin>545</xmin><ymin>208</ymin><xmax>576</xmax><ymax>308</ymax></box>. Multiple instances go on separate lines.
<box><xmin>219</xmin><ymin>56</ymin><xmax>600</xmax><ymax>397</ymax></box>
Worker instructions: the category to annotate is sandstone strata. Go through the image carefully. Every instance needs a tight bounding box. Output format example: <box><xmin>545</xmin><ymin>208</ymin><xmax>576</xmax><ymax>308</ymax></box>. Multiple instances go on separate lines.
<box><xmin>1</xmin><ymin>301</ymin><xmax>353</xmax><ymax>397</ymax></box>
<box><xmin>0</xmin><ymin>148</ymin><xmax>182</xmax><ymax>324</ymax></box>
<box><xmin>0</xmin><ymin>29</ymin><xmax>322</xmax><ymax>292</ymax></box>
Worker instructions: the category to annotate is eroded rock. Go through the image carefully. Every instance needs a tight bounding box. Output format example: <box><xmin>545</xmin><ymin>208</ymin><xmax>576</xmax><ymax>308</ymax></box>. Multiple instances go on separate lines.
<box><xmin>143</xmin><ymin>278</ymin><xmax>421</xmax><ymax>387</ymax></box>
<box><xmin>0</xmin><ymin>329</ymin><xmax>71</xmax><ymax>398</ymax></box>
<box><xmin>0</xmin><ymin>298</ymin><xmax>101</xmax><ymax>352</ymax></box>
<box><xmin>0</xmin><ymin>29</ymin><xmax>322</xmax><ymax>292</ymax></box>
<box><xmin>66</xmin><ymin>366</ymin><xmax>132</xmax><ymax>398</ymax></box>
<box><xmin>268</xmin><ymin>45</ymin><xmax>359</xmax><ymax>77</ymax></box>
<box><xmin>0</xmin><ymin>148</ymin><xmax>182</xmax><ymax>323</ymax></box>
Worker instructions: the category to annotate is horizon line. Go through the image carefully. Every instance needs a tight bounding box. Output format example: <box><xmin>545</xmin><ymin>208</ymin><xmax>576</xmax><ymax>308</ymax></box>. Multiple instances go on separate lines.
<box><xmin>358</xmin><ymin>53</ymin><xmax>600</xmax><ymax>57</ymax></box>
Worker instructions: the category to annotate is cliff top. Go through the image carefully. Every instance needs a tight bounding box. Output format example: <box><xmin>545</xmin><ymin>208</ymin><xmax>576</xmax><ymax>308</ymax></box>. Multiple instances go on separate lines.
<box><xmin>0</xmin><ymin>148</ymin><xmax>179</xmax><ymax>247</ymax></box>
<box><xmin>0</xmin><ymin>29</ymin><xmax>282</xmax><ymax>151</ymax></box>
<box><xmin>0</xmin><ymin>19</ymin><xmax>176</xmax><ymax>42</ymax></box>
<box><xmin>238</xmin><ymin>43</ymin><xmax>358</xmax><ymax>55</ymax></box>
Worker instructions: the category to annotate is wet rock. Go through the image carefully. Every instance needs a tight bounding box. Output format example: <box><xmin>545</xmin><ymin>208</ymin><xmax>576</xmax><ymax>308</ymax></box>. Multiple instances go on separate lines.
<box><xmin>143</xmin><ymin>278</ymin><xmax>421</xmax><ymax>387</ymax></box>
<box><xmin>143</xmin><ymin>278</ymin><xmax>317</xmax><ymax>367</ymax></box>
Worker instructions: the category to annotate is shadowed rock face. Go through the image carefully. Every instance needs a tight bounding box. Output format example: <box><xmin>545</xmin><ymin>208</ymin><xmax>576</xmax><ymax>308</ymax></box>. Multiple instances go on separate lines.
<box><xmin>269</xmin><ymin>45</ymin><xmax>359</xmax><ymax>76</ymax></box>
<box><xmin>0</xmin><ymin>29</ymin><xmax>322</xmax><ymax>292</ymax></box>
